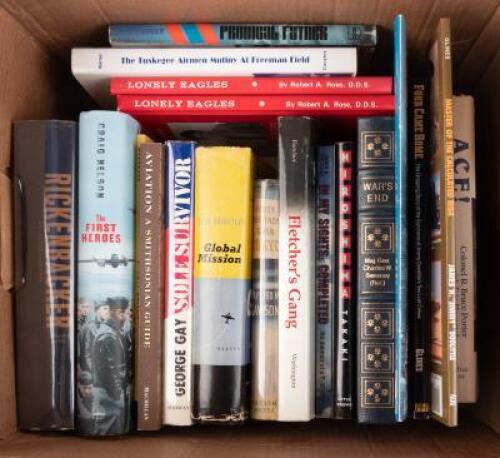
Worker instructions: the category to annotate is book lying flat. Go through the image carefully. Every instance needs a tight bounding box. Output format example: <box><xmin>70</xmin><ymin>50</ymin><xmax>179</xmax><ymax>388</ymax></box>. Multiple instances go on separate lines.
<box><xmin>108</xmin><ymin>23</ymin><xmax>377</xmax><ymax>47</ymax></box>
<box><xmin>117</xmin><ymin>95</ymin><xmax>394</xmax><ymax>118</ymax></box>
<box><xmin>72</xmin><ymin>47</ymin><xmax>357</xmax><ymax>108</ymax></box>
<box><xmin>111</xmin><ymin>76</ymin><xmax>392</xmax><ymax>95</ymax></box>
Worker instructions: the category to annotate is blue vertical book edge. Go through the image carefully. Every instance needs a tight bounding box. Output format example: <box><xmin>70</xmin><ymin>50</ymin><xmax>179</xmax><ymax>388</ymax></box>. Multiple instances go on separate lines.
<box><xmin>394</xmin><ymin>14</ymin><xmax>408</xmax><ymax>422</ymax></box>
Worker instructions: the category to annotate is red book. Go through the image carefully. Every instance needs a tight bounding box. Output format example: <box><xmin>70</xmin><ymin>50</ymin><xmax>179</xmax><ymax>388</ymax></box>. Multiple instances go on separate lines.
<box><xmin>111</xmin><ymin>76</ymin><xmax>393</xmax><ymax>95</ymax></box>
<box><xmin>117</xmin><ymin>94</ymin><xmax>394</xmax><ymax>119</ymax></box>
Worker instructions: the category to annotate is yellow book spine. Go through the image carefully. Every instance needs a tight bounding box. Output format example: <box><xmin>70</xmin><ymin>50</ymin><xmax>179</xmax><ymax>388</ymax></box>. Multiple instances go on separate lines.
<box><xmin>194</xmin><ymin>147</ymin><xmax>253</xmax><ymax>280</ymax></box>
<box><xmin>192</xmin><ymin>146</ymin><xmax>254</xmax><ymax>422</ymax></box>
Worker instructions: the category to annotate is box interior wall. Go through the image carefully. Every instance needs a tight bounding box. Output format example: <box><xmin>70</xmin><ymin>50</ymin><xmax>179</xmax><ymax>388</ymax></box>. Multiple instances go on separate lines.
<box><xmin>0</xmin><ymin>0</ymin><xmax>499</xmax><ymax>451</ymax></box>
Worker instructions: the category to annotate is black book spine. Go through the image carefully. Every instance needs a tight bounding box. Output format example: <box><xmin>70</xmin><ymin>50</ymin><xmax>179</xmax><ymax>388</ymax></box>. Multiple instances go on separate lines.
<box><xmin>357</xmin><ymin>117</ymin><xmax>397</xmax><ymax>423</ymax></box>
<box><xmin>334</xmin><ymin>142</ymin><xmax>355</xmax><ymax>419</ymax></box>
<box><xmin>13</xmin><ymin>121</ymin><xmax>76</xmax><ymax>431</ymax></box>
<box><xmin>409</xmin><ymin>80</ymin><xmax>431</xmax><ymax>418</ymax></box>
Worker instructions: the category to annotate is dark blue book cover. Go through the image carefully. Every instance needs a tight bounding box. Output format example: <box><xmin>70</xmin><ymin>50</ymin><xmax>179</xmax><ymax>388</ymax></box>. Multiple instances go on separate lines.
<box><xmin>315</xmin><ymin>145</ymin><xmax>335</xmax><ymax>418</ymax></box>
<box><xmin>357</xmin><ymin>116</ymin><xmax>396</xmax><ymax>424</ymax></box>
<box><xmin>14</xmin><ymin>120</ymin><xmax>77</xmax><ymax>431</ymax></box>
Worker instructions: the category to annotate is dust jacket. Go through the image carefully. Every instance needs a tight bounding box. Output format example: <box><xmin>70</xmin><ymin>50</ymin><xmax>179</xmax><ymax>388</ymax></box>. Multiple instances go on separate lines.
<box><xmin>135</xmin><ymin>141</ymin><xmax>164</xmax><ymax>430</ymax></box>
<box><xmin>164</xmin><ymin>141</ymin><xmax>195</xmax><ymax>425</ymax></box>
<box><xmin>77</xmin><ymin>111</ymin><xmax>140</xmax><ymax>435</ymax></box>
<box><xmin>278</xmin><ymin>117</ymin><xmax>315</xmax><ymax>421</ymax></box>
<box><xmin>192</xmin><ymin>146</ymin><xmax>254</xmax><ymax>423</ymax></box>
<box><xmin>251</xmin><ymin>179</ymin><xmax>279</xmax><ymax>420</ymax></box>
<box><xmin>315</xmin><ymin>146</ymin><xmax>335</xmax><ymax>419</ymax></box>
<box><xmin>14</xmin><ymin>120</ymin><xmax>76</xmax><ymax>431</ymax></box>
<box><xmin>334</xmin><ymin>142</ymin><xmax>355</xmax><ymax>420</ymax></box>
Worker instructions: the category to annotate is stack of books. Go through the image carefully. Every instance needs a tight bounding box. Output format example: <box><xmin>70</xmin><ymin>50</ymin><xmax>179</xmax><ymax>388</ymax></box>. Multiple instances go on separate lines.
<box><xmin>12</xmin><ymin>17</ymin><xmax>477</xmax><ymax>436</ymax></box>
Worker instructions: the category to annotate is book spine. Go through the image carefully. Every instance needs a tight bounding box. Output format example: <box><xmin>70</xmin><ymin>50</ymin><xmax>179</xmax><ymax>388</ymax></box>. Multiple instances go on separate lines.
<box><xmin>409</xmin><ymin>80</ymin><xmax>431</xmax><ymax>418</ymax></box>
<box><xmin>117</xmin><ymin>94</ymin><xmax>394</xmax><ymax>116</ymax></box>
<box><xmin>72</xmin><ymin>47</ymin><xmax>357</xmax><ymax>107</ymax></box>
<box><xmin>334</xmin><ymin>142</ymin><xmax>355</xmax><ymax>419</ymax></box>
<box><xmin>278</xmin><ymin>117</ymin><xmax>315</xmax><ymax>421</ymax></box>
<box><xmin>109</xmin><ymin>24</ymin><xmax>377</xmax><ymax>47</ymax></box>
<box><xmin>164</xmin><ymin>141</ymin><xmax>195</xmax><ymax>425</ymax></box>
<box><xmin>429</xmin><ymin>18</ymin><xmax>458</xmax><ymax>427</ymax></box>
<box><xmin>453</xmin><ymin>95</ymin><xmax>477</xmax><ymax>404</ymax></box>
<box><xmin>357</xmin><ymin>116</ymin><xmax>397</xmax><ymax>424</ymax></box>
<box><xmin>192</xmin><ymin>146</ymin><xmax>253</xmax><ymax>423</ymax></box>
<box><xmin>111</xmin><ymin>77</ymin><xmax>393</xmax><ymax>95</ymax></box>
<box><xmin>13</xmin><ymin>120</ymin><xmax>76</xmax><ymax>431</ymax></box>
<box><xmin>135</xmin><ymin>142</ymin><xmax>164</xmax><ymax>431</ymax></box>
<box><xmin>251</xmin><ymin>180</ymin><xmax>279</xmax><ymax>421</ymax></box>
<box><xmin>77</xmin><ymin>110</ymin><xmax>140</xmax><ymax>436</ymax></box>
<box><xmin>394</xmin><ymin>15</ymin><xmax>408</xmax><ymax>422</ymax></box>
<box><xmin>315</xmin><ymin>146</ymin><xmax>335</xmax><ymax>419</ymax></box>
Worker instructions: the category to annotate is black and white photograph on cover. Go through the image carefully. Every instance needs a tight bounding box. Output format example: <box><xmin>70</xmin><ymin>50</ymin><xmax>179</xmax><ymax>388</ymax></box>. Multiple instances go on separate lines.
<box><xmin>77</xmin><ymin>295</ymin><xmax>133</xmax><ymax>435</ymax></box>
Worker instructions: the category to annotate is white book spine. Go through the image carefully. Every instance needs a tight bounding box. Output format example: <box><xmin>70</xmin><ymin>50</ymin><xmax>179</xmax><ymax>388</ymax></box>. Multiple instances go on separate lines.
<box><xmin>163</xmin><ymin>311</ymin><xmax>193</xmax><ymax>425</ymax></box>
<box><xmin>71</xmin><ymin>47</ymin><xmax>357</xmax><ymax>107</ymax></box>
<box><xmin>163</xmin><ymin>141</ymin><xmax>195</xmax><ymax>425</ymax></box>
<box><xmin>278</xmin><ymin>117</ymin><xmax>315</xmax><ymax>421</ymax></box>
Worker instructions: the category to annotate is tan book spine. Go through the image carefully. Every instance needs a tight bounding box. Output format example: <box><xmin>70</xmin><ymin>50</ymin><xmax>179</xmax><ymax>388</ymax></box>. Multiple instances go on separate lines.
<box><xmin>429</xmin><ymin>17</ymin><xmax>458</xmax><ymax>426</ymax></box>
<box><xmin>453</xmin><ymin>95</ymin><xmax>477</xmax><ymax>403</ymax></box>
<box><xmin>135</xmin><ymin>142</ymin><xmax>165</xmax><ymax>430</ymax></box>
<box><xmin>250</xmin><ymin>180</ymin><xmax>279</xmax><ymax>420</ymax></box>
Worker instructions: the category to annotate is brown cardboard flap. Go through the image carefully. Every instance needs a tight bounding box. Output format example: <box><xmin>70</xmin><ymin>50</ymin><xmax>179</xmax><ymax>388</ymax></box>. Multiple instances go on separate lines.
<box><xmin>0</xmin><ymin>8</ymin><xmax>63</xmax><ymax>440</ymax></box>
<box><xmin>0</xmin><ymin>288</ymin><xmax>16</xmax><ymax>440</ymax></box>
<box><xmin>2</xmin><ymin>0</ymin><xmax>499</xmax><ymax>91</ymax></box>
<box><xmin>473</xmin><ymin>51</ymin><xmax>500</xmax><ymax>435</ymax></box>
<box><xmin>0</xmin><ymin>172</ymin><xmax>13</xmax><ymax>291</ymax></box>
<box><xmin>457</xmin><ymin>6</ymin><xmax>500</xmax><ymax>92</ymax></box>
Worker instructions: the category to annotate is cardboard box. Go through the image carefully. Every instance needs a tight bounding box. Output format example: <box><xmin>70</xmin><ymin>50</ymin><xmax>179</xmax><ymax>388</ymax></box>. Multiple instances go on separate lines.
<box><xmin>0</xmin><ymin>0</ymin><xmax>499</xmax><ymax>454</ymax></box>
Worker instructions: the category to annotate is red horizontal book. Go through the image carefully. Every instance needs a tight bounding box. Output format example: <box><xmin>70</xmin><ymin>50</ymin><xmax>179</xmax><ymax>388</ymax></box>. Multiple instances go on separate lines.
<box><xmin>117</xmin><ymin>94</ymin><xmax>394</xmax><ymax>118</ymax></box>
<box><xmin>111</xmin><ymin>76</ymin><xmax>393</xmax><ymax>95</ymax></box>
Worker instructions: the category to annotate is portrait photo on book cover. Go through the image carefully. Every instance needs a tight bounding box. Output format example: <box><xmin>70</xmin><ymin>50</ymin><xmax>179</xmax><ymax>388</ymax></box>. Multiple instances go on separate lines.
<box><xmin>76</xmin><ymin>245</ymin><xmax>134</xmax><ymax>435</ymax></box>
<box><xmin>77</xmin><ymin>293</ymin><xmax>133</xmax><ymax>435</ymax></box>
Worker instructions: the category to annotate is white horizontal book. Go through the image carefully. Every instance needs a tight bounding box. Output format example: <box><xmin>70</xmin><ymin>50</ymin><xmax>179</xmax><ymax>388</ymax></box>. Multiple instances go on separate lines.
<box><xmin>71</xmin><ymin>47</ymin><xmax>357</xmax><ymax>108</ymax></box>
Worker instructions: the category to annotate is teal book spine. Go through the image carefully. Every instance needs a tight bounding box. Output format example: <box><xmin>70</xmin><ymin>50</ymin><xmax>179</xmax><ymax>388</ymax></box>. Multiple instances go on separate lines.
<box><xmin>77</xmin><ymin>110</ymin><xmax>140</xmax><ymax>436</ymax></box>
<box><xmin>394</xmin><ymin>14</ymin><xmax>408</xmax><ymax>422</ymax></box>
